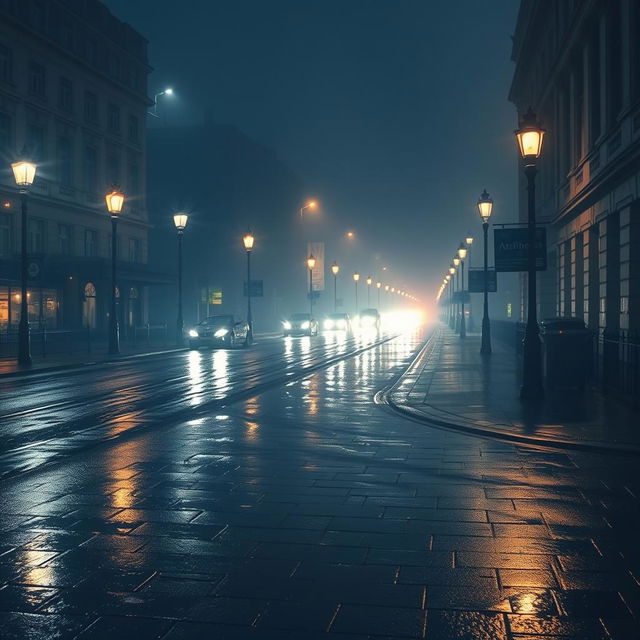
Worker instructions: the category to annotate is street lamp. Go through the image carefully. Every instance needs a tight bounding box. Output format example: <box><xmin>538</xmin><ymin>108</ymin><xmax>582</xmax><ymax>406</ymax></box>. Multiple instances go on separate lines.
<box><xmin>457</xmin><ymin>242</ymin><xmax>467</xmax><ymax>338</ymax></box>
<box><xmin>11</xmin><ymin>150</ymin><xmax>37</xmax><ymax>366</ymax></box>
<box><xmin>149</xmin><ymin>87</ymin><xmax>174</xmax><ymax>118</ymax></box>
<box><xmin>452</xmin><ymin>256</ymin><xmax>460</xmax><ymax>331</ymax></box>
<box><xmin>366</xmin><ymin>276</ymin><xmax>372</xmax><ymax>307</ymax></box>
<box><xmin>105</xmin><ymin>186</ymin><xmax>125</xmax><ymax>354</ymax></box>
<box><xmin>331</xmin><ymin>261</ymin><xmax>339</xmax><ymax>312</ymax></box>
<box><xmin>376</xmin><ymin>281</ymin><xmax>381</xmax><ymax>308</ymax></box>
<box><xmin>477</xmin><ymin>189</ymin><xmax>493</xmax><ymax>355</ymax></box>
<box><xmin>353</xmin><ymin>272</ymin><xmax>360</xmax><ymax>316</ymax></box>
<box><xmin>307</xmin><ymin>254</ymin><xmax>316</xmax><ymax>317</ymax></box>
<box><xmin>448</xmin><ymin>266</ymin><xmax>455</xmax><ymax>328</ymax></box>
<box><xmin>515</xmin><ymin>107</ymin><xmax>545</xmax><ymax>399</ymax></box>
<box><xmin>300</xmin><ymin>200</ymin><xmax>318</xmax><ymax>219</ymax></box>
<box><xmin>243</xmin><ymin>229</ymin><xmax>255</xmax><ymax>344</ymax></box>
<box><xmin>173</xmin><ymin>213</ymin><xmax>188</xmax><ymax>346</ymax></box>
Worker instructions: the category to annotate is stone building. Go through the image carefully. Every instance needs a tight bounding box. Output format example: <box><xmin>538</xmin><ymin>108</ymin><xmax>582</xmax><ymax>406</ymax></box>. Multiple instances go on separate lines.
<box><xmin>0</xmin><ymin>0</ymin><xmax>166</xmax><ymax>335</ymax></box>
<box><xmin>509</xmin><ymin>0</ymin><xmax>640</xmax><ymax>341</ymax></box>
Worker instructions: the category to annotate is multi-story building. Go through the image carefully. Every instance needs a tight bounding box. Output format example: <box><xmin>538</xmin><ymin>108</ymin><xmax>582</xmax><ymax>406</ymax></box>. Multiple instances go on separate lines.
<box><xmin>0</xmin><ymin>0</ymin><xmax>164</xmax><ymax>335</ymax></box>
<box><xmin>509</xmin><ymin>0</ymin><xmax>640</xmax><ymax>341</ymax></box>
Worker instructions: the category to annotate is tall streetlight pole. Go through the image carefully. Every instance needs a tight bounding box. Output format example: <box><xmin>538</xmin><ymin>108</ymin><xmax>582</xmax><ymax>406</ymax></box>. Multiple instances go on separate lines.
<box><xmin>149</xmin><ymin>87</ymin><xmax>173</xmax><ymax>118</ymax></box>
<box><xmin>307</xmin><ymin>254</ymin><xmax>316</xmax><ymax>317</ymax></box>
<box><xmin>173</xmin><ymin>213</ymin><xmax>188</xmax><ymax>347</ymax></box>
<box><xmin>366</xmin><ymin>276</ymin><xmax>372</xmax><ymax>307</ymax></box>
<box><xmin>331</xmin><ymin>262</ymin><xmax>339</xmax><ymax>311</ymax></box>
<box><xmin>243</xmin><ymin>230</ymin><xmax>255</xmax><ymax>344</ymax></box>
<box><xmin>465</xmin><ymin>234</ymin><xmax>474</xmax><ymax>330</ymax></box>
<box><xmin>353</xmin><ymin>272</ymin><xmax>360</xmax><ymax>317</ymax></box>
<box><xmin>376</xmin><ymin>281</ymin><xmax>381</xmax><ymax>308</ymax></box>
<box><xmin>11</xmin><ymin>152</ymin><xmax>37</xmax><ymax>366</ymax></box>
<box><xmin>452</xmin><ymin>256</ymin><xmax>460</xmax><ymax>331</ymax></box>
<box><xmin>448</xmin><ymin>266</ymin><xmax>456</xmax><ymax>328</ymax></box>
<box><xmin>516</xmin><ymin>108</ymin><xmax>546</xmax><ymax>399</ymax></box>
<box><xmin>105</xmin><ymin>186</ymin><xmax>125</xmax><ymax>355</ymax></box>
<box><xmin>300</xmin><ymin>200</ymin><xmax>318</xmax><ymax>220</ymax></box>
<box><xmin>457</xmin><ymin>243</ymin><xmax>468</xmax><ymax>338</ymax></box>
<box><xmin>478</xmin><ymin>190</ymin><xmax>493</xmax><ymax>355</ymax></box>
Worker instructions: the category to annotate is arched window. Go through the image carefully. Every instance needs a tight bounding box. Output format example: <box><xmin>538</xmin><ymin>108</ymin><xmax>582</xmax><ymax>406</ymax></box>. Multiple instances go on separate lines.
<box><xmin>83</xmin><ymin>282</ymin><xmax>97</xmax><ymax>328</ymax></box>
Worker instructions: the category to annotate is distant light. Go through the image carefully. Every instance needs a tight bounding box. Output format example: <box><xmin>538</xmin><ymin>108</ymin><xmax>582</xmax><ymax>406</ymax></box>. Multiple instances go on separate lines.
<box><xmin>346</xmin><ymin>231</ymin><xmax>355</xmax><ymax>239</ymax></box>
<box><xmin>242</xmin><ymin>229</ymin><xmax>255</xmax><ymax>251</ymax></box>
<box><xmin>353</xmin><ymin>272</ymin><xmax>360</xmax><ymax>282</ymax></box>
<box><xmin>3</xmin><ymin>201</ymin><xmax>11</xmax><ymax>208</ymax></box>
<box><xmin>331</xmin><ymin>261</ymin><xmax>339</xmax><ymax>276</ymax></box>
<box><xmin>307</xmin><ymin>254</ymin><xmax>316</xmax><ymax>270</ymax></box>
<box><xmin>457</xmin><ymin>242</ymin><xmax>467</xmax><ymax>260</ymax></box>
<box><xmin>164</xmin><ymin>88</ymin><xmax>174</xmax><ymax>95</ymax></box>
<box><xmin>173</xmin><ymin>212</ymin><xmax>189</xmax><ymax>232</ymax></box>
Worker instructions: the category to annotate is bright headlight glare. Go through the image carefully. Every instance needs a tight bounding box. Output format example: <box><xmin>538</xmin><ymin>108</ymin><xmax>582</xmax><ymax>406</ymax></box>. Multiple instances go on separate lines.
<box><xmin>214</xmin><ymin>328</ymin><xmax>229</xmax><ymax>338</ymax></box>
<box><xmin>324</xmin><ymin>320</ymin><xmax>334</xmax><ymax>329</ymax></box>
<box><xmin>337</xmin><ymin>320</ymin><xmax>346</xmax><ymax>328</ymax></box>
<box><xmin>282</xmin><ymin>321</ymin><xmax>291</xmax><ymax>330</ymax></box>
<box><xmin>301</xmin><ymin>321</ymin><xmax>310</xmax><ymax>329</ymax></box>
<box><xmin>188</xmin><ymin>329</ymin><xmax>198</xmax><ymax>337</ymax></box>
<box><xmin>362</xmin><ymin>316</ymin><xmax>375</xmax><ymax>325</ymax></box>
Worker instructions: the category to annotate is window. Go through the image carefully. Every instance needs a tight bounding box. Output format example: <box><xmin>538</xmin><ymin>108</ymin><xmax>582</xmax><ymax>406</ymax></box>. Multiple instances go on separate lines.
<box><xmin>28</xmin><ymin>61</ymin><xmax>46</xmax><ymax>98</ymax></box>
<box><xmin>84</xmin><ymin>229</ymin><xmax>97</xmax><ymax>257</ymax></box>
<box><xmin>129</xmin><ymin>237</ymin><xmax>140</xmax><ymax>262</ymax></box>
<box><xmin>83</xmin><ymin>282</ymin><xmax>96</xmax><ymax>328</ymax></box>
<box><xmin>58</xmin><ymin>224</ymin><xmax>72</xmax><ymax>255</ymax></box>
<box><xmin>26</xmin><ymin>123</ymin><xmax>45</xmax><ymax>162</ymax></box>
<box><xmin>58</xmin><ymin>77</ymin><xmax>73</xmax><ymax>111</ymax></box>
<box><xmin>83</xmin><ymin>145</ymin><xmax>98</xmax><ymax>195</ymax></box>
<box><xmin>128</xmin><ymin>114</ymin><xmax>139</xmax><ymax>143</ymax></box>
<box><xmin>0</xmin><ymin>213</ymin><xmax>12</xmax><ymax>256</ymax></box>
<box><xmin>0</xmin><ymin>44</ymin><xmax>12</xmax><ymax>82</ymax></box>
<box><xmin>84</xmin><ymin>90</ymin><xmax>98</xmax><ymax>123</ymax></box>
<box><xmin>28</xmin><ymin>218</ymin><xmax>45</xmax><ymax>253</ymax></box>
<box><xmin>0</xmin><ymin>112</ymin><xmax>12</xmax><ymax>152</ymax></box>
<box><xmin>107</xmin><ymin>151</ymin><xmax>120</xmax><ymax>184</ymax></box>
<box><xmin>107</xmin><ymin>103</ymin><xmax>120</xmax><ymax>133</ymax></box>
<box><xmin>57</xmin><ymin>136</ymin><xmax>73</xmax><ymax>187</ymax></box>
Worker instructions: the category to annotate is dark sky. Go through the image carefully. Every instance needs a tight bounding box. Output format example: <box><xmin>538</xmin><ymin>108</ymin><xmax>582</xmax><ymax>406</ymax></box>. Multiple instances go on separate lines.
<box><xmin>105</xmin><ymin>0</ymin><xmax>520</xmax><ymax>304</ymax></box>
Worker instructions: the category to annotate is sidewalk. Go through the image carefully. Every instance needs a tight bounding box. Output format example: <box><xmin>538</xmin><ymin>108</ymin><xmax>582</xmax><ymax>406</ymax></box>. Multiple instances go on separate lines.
<box><xmin>387</xmin><ymin>324</ymin><xmax>640</xmax><ymax>454</ymax></box>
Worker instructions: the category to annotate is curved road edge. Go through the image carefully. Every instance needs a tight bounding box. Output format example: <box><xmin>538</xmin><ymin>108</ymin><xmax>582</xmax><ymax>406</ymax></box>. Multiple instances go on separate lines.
<box><xmin>374</xmin><ymin>326</ymin><xmax>640</xmax><ymax>457</ymax></box>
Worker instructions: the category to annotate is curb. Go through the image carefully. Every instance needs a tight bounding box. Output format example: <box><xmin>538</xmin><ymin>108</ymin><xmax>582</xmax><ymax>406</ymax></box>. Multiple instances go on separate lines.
<box><xmin>376</xmin><ymin>327</ymin><xmax>640</xmax><ymax>457</ymax></box>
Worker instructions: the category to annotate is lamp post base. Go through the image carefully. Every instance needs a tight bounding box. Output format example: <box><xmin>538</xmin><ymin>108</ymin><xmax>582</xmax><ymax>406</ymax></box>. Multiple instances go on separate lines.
<box><xmin>480</xmin><ymin>317</ymin><xmax>492</xmax><ymax>355</ymax></box>
<box><xmin>108</xmin><ymin>321</ymin><xmax>120</xmax><ymax>355</ymax></box>
<box><xmin>460</xmin><ymin>315</ymin><xmax>466</xmax><ymax>339</ymax></box>
<box><xmin>18</xmin><ymin>319</ymin><xmax>32</xmax><ymax>366</ymax></box>
<box><xmin>520</xmin><ymin>331</ymin><xmax>544</xmax><ymax>400</ymax></box>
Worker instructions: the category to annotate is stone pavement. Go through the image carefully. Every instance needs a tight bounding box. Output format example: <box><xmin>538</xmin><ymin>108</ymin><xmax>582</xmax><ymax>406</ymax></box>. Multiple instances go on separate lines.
<box><xmin>0</xmin><ymin>328</ymin><xmax>639</xmax><ymax>638</ymax></box>
<box><xmin>388</xmin><ymin>325</ymin><xmax>640</xmax><ymax>454</ymax></box>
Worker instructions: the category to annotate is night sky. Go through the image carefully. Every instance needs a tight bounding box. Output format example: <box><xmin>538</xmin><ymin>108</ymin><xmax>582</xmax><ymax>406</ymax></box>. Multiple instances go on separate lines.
<box><xmin>104</xmin><ymin>0</ymin><xmax>520</xmax><ymax>303</ymax></box>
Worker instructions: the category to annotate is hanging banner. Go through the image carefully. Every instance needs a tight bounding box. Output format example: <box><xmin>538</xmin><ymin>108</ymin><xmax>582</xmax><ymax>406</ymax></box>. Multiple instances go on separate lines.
<box><xmin>494</xmin><ymin>227</ymin><xmax>547</xmax><ymax>272</ymax></box>
<box><xmin>307</xmin><ymin>242</ymin><xmax>325</xmax><ymax>291</ymax></box>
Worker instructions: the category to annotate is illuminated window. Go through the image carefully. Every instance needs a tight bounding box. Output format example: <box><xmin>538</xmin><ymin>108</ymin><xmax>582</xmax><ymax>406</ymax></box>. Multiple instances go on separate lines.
<box><xmin>506</xmin><ymin>302</ymin><xmax>512</xmax><ymax>318</ymax></box>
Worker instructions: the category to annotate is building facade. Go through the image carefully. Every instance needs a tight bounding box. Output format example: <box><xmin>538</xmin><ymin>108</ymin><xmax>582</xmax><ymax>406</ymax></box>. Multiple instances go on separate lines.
<box><xmin>0</xmin><ymin>0</ymin><xmax>163</xmax><ymax>336</ymax></box>
<box><xmin>510</xmin><ymin>0</ymin><xmax>640</xmax><ymax>341</ymax></box>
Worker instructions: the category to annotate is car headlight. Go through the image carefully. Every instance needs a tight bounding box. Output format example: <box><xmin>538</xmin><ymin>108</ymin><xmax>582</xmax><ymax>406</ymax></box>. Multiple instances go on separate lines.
<box><xmin>361</xmin><ymin>316</ymin><xmax>375</xmax><ymax>325</ymax></box>
<box><xmin>188</xmin><ymin>329</ymin><xmax>199</xmax><ymax>337</ymax></box>
<box><xmin>324</xmin><ymin>320</ymin><xmax>334</xmax><ymax>330</ymax></box>
<box><xmin>301</xmin><ymin>321</ymin><xmax>310</xmax><ymax>329</ymax></box>
<box><xmin>214</xmin><ymin>328</ymin><xmax>229</xmax><ymax>338</ymax></box>
<box><xmin>282</xmin><ymin>321</ymin><xmax>292</xmax><ymax>330</ymax></box>
<box><xmin>337</xmin><ymin>320</ymin><xmax>346</xmax><ymax>328</ymax></box>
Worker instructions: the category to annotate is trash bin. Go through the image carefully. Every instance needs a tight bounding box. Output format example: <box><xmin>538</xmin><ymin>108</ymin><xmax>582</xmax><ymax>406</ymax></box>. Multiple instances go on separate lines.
<box><xmin>540</xmin><ymin>317</ymin><xmax>592</xmax><ymax>391</ymax></box>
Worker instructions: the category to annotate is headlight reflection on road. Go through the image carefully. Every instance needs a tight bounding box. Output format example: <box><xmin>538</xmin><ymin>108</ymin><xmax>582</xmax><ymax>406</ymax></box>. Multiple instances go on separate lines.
<box><xmin>187</xmin><ymin>350</ymin><xmax>204</xmax><ymax>406</ymax></box>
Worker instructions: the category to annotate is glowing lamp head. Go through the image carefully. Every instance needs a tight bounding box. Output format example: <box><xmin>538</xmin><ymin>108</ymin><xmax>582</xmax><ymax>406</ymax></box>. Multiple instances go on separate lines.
<box><xmin>331</xmin><ymin>261</ymin><xmax>339</xmax><ymax>276</ymax></box>
<box><xmin>477</xmin><ymin>189</ymin><xmax>493</xmax><ymax>223</ymax></box>
<box><xmin>164</xmin><ymin>88</ymin><xmax>174</xmax><ymax>95</ymax></box>
<box><xmin>366</xmin><ymin>276</ymin><xmax>372</xmax><ymax>286</ymax></box>
<box><xmin>515</xmin><ymin>107</ymin><xmax>545</xmax><ymax>164</ymax></box>
<box><xmin>453</xmin><ymin>257</ymin><xmax>460</xmax><ymax>267</ymax></box>
<box><xmin>353</xmin><ymin>272</ymin><xmax>360</xmax><ymax>282</ymax></box>
<box><xmin>391</xmin><ymin>287</ymin><xmax>395</xmax><ymax>293</ymax></box>
<box><xmin>11</xmin><ymin>154</ymin><xmax>37</xmax><ymax>188</ymax></box>
<box><xmin>307</xmin><ymin>254</ymin><xmax>316</xmax><ymax>270</ymax></box>
<box><xmin>449</xmin><ymin>266</ymin><xmax>455</xmax><ymax>275</ymax></box>
<box><xmin>457</xmin><ymin>243</ymin><xmax>467</xmax><ymax>260</ymax></box>
<box><xmin>446</xmin><ymin>274</ymin><xmax>451</xmax><ymax>281</ymax></box>
<box><xmin>105</xmin><ymin>186</ymin><xmax>125</xmax><ymax>216</ymax></box>
<box><xmin>346</xmin><ymin>231</ymin><xmax>355</xmax><ymax>239</ymax></box>
<box><xmin>173</xmin><ymin>213</ymin><xmax>189</xmax><ymax>232</ymax></box>
<box><xmin>385</xmin><ymin>285</ymin><xmax>389</xmax><ymax>291</ymax></box>
<box><xmin>376</xmin><ymin>281</ymin><xmax>381</xmax><ymax>288</ymax></box>
<box><xmin>465</xmin><ymin>235</ymin><xmax>474</xmax><ymax>246</ymax></box>
<box><xmin>242</xmin><ymin>230</ymin><xmax>255</xmax><ymax>251</ymax></box>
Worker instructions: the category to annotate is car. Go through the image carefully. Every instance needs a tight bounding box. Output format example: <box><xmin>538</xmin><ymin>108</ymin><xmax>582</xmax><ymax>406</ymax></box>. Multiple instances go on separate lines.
<box><xmin>358</xmin><ymin>308</ymin><xmax>381</xmax><ymax>330</ymax></box>
<box><xmin>322</xmin><ymin>312</ymin><xmax>351</xmax><ymax>332</ymax></box>
<box><xmin>282</xmin><ymin>313</ymin><xmax>319</xmax><ymax>337</ymax></box>
<box><xmin>188</xmin><ymin>315</ymin><xmax>250</xmax><ymax>349</ymax></box>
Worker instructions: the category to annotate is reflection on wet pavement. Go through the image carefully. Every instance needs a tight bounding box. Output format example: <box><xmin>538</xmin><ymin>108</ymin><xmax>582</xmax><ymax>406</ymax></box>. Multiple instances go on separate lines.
<box><xmin>0</xmin><ymin>329</ymin><xmax>638</xmax><ymax>638</ymax></box>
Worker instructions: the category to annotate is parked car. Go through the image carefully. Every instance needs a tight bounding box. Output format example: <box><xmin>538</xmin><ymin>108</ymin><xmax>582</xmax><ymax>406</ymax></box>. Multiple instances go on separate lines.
<box><xmin>282</xmin><ymin>313</ymin><xmax>319</xmax><ymax>337</ymax></box>
<box><xmin>323</xmin><ymin>312</ymin><xmax>351</xmax><ymax>332</ymax></box>
<box><xmin>188</xmin><ymin>315</ymin><xmax>250</xmax><ymax>349</ymax></box>
<box><xmin>358</xmin><ymin>308</ymin><xmax>381</xmax><ymax>330</ymax></box>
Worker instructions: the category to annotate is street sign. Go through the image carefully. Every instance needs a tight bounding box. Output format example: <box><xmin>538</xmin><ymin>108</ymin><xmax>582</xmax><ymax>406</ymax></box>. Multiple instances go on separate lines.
<box><xmin>452</xmin><ymin>291</ymin><xmax>470</xmax><ymax>303</ymax></box>
<box><xmin>468</xmin><ymin>269</ymin><xmax>497</xmax><ymax>293</ymax></box>
<box><xmin>494</xmin><ymin>227</ymin><xmax>547</xmax><ymax>272</ymax></box>
<box><xmin>243</xmin><ymin>280</ymin><xmax>263</xmax><ymax>297</ymax></box>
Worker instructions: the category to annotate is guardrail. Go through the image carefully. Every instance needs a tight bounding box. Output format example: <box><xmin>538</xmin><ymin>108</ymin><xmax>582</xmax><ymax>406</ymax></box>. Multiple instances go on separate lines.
<box><xmin>0</xmin><ymin>323</ymin><xmax>169</xmax><ymax>359</ymax></box>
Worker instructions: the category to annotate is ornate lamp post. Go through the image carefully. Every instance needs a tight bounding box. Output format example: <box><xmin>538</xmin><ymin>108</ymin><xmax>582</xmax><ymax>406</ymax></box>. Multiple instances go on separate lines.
<box><xmin>307</xmin><ymin>254</ymin><xmax>316</xmax><ymax>317</ymax></box>
<box><xmin>331</xmin><ymin>261</ymin><xmax>339</xmax><ymax>311</ymax></box>
<box><xmin>366</xmin><ymin>276</ymin><xmax>372</xmax><ymax>307</ymax></box>
<box><xmin>452</xmin><ymin>256</ymin><xmax>461</xmax><ymax>330</ymax></box>
<box><xmin>376</xmin><ymin>281</ymin><xmax>381</xmax><ymax>308</ymax></box>
<box><xmin>243</xmin><ymin>229</ymin><xmax>255</xmax><ymax>344</ymax></box>
<box><xmin>515</xmin><ymin>108</ymin><xmax>545</xmax><ymax>399</ymax></box>
<box><xmin>448</xmin><ymin>266</ymin><xmax>456</xmax><ymax>328</ymax></box>
<box><xmin>11</xmin><ymin>152</ymin><xmax>37</xmax><ymax>366</ymax></box>
<box><xmin>457</xmin><ymin>243</ymin><xmax>468</xmax><ymax>338</ymax></box>
<box><xmin>105</xmin><ymin>186</ymin><xmax>125</xmax><ymax>354</ymax></box>
<box><xmin>173</xmin><ymin>213</ymin><xmax>188</xmax><ymax>346</ymax></box>
<box><xmin>353</xmin><ymin>272</ymin><xmax>360</xmax><ymax>316</ymax></box>
<box><xmin>477</xmin><ymin>189</ymin><xmax>493</xmax><ymax>355</ymax></box>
